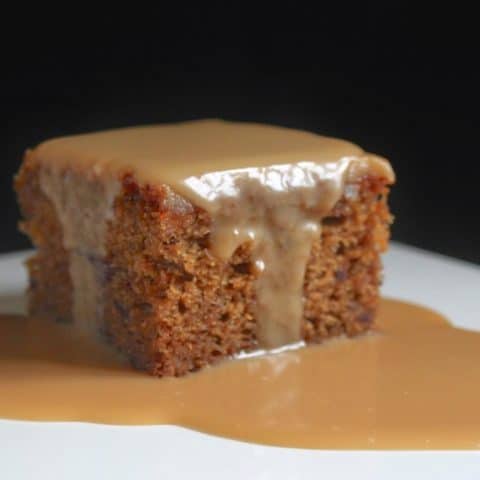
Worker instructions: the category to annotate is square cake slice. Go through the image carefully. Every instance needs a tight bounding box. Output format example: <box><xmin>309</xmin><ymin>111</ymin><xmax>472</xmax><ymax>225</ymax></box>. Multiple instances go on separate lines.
<box><xmin>15</xmin><ymin>119</ymin><xmax>394</xmax><ymax>376</ymax></box>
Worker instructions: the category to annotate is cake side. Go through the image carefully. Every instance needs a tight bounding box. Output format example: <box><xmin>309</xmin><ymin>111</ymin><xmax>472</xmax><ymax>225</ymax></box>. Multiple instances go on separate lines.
<box><xmin>104</xmin><ymin>175</ymin><xmax>258</xmax><ymax>375</ymax></box>
<box><xmin>104</xmin><ymin>174</ymin><xmax>391</xmax><ymax>376</ymax></box>
<box><xmin>15</xmin><ymin>153</ymin><xmax>73</xmax><ymax>323</ymax></box>
<box><xmin>16</xmin><ymin>156</ymin><xmax>392</xmax><ymax>376</ymax></box>
<box><xmin>303</xmin><ymin>176</ymin><xmax>390</xmax><ymax>341</ymax></box>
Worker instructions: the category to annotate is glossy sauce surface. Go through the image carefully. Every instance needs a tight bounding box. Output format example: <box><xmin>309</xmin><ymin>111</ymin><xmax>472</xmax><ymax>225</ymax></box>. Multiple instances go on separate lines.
<box><xmin>1</xmin><ymin>299</ymin><xmax>479</xmax><ymax>449</ymax></box>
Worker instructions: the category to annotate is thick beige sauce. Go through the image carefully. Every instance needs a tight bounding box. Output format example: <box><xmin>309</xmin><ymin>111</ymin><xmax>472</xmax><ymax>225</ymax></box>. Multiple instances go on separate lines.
<box><xmin>33</xmin><ymin>119</ymin><xmax>393</xmax><ymax>187</ymax></box>
<box><xmin>31</xmin><ymin>119</ymin><xmax>394</xmax><ymax>347</ymax></box>
<box><xmin>1</xmin><ymin>299</ymin><xmax>479</xmax><ymax>449</ymax></box>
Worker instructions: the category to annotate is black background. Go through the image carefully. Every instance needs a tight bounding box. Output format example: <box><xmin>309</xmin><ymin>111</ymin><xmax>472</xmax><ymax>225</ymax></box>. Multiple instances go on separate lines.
<box><xmin>2</xmin><ymin>4</ymin><xmax>479</xmax><ymax>263</ymax></box>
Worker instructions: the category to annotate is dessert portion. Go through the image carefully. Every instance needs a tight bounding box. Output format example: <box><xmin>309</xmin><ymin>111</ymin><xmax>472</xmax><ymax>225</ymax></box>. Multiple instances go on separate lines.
<box><xmin>15</xmin><ymin>119</ymin><xmax>394</xmax><ymax>376</ymax></box>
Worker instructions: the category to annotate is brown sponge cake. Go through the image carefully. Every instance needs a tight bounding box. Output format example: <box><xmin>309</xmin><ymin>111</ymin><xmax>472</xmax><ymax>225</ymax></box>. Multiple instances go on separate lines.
<box><xmin>15</xmin><ymin>120</ymin><xmax>394</xmax><ymax>376</ymax></box>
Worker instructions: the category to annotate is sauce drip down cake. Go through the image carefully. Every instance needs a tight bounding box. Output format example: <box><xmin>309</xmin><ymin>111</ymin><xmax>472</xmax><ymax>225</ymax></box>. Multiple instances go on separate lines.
<box><xmin>15</xmin><ymin>120</ymin><xmax>394</xmax><ymax>376</ymax></box>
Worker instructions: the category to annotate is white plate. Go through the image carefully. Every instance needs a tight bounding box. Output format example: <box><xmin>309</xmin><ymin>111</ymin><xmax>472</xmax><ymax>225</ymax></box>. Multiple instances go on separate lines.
<box><xmin>1</xmin><ymin>243</ymin><xmax>479</xmax><ymax>480</ymax></box>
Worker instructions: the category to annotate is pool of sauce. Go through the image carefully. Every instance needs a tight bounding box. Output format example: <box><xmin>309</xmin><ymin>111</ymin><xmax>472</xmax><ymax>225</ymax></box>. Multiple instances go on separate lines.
<box><xmin>1</xmin><ymin>298</ymin><xmax>479</xmax><ymax>449</ymax></box>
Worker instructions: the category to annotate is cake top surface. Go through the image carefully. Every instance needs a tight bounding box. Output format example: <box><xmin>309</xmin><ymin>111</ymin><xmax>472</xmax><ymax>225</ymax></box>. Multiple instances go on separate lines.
<box><xmin>33</xmin><ymin>119</ymin><xmax>393</xmax><ymax>185</ymax></box>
